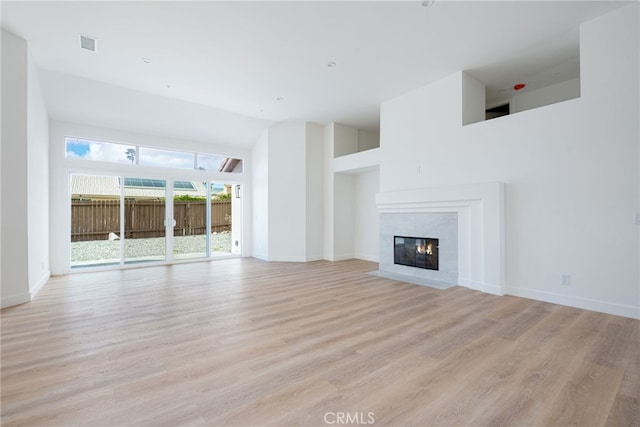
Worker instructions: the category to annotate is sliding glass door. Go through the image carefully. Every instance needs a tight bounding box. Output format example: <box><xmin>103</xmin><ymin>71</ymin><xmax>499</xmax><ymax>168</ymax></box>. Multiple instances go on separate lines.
<box><xmin>70</xmin><ymin>174</ymin><xmax>167</xmax><ymax>268</ymax></box>
<box><xmin>70</xmin><ymin>175</ymin><xmax>241</xmax><ymax>268</ymax></box>
<box><xmin>210</xmin><ymin>182</ymin><xmax>232</xmax><ymax>257</ymax></box>
<box><xmin>172</xmin><ymin>180</ymin><xmax>209</xmax><ymax>260</ymax></box>
<box><xmin>70</xmin><ymin>174</ymin><xmax>122</xmax><ymax>267</ymax></box>
<box><xmin>123</xmin><ymin>177</ymin><xmax>167</xmax><ymax>264</ymax></box>
<box><xmin>172</xmin><ymin>181</ymin><xmax>238</xmax><ymax>259</ymax></box>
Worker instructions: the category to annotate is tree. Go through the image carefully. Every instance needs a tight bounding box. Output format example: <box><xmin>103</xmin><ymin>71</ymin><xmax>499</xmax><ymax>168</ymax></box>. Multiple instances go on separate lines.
<box><xmin>125</xmin><ymin>148</ymin><xmax>136</xmax><ymax>164</ymax></box>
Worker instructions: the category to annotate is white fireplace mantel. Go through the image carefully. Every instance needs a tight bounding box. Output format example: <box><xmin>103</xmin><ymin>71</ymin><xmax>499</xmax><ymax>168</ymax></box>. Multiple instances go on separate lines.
<box><xmin>376</xmin><ymin>182</ymin><xmax>506</xmax><ymax>295</ymax></box>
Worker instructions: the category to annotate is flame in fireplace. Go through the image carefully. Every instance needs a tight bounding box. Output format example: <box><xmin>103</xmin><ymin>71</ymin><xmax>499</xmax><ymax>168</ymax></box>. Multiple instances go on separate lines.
<box><xmin>416</xmin><ymin>242</ymin><xmax>434</xmax><ymax>255</ymax></box>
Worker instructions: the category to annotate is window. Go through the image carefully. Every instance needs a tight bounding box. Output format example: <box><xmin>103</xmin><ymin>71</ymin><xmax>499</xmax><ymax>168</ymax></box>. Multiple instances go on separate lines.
<box><xmin>65</xmin><ymin>137</ymin><xmax>243</xmax><ymax>174</ymax></box>
<box><xmin>196</xmin><ymin>153</ymin><xmax>226</xmax><ymax>171</ymax></box>
<box><xmin>138</xmin><ymin>147</ymin><xmax>194</xmax><ymax>169</ymax></box>
<box><xmin>65</xmin><ymin>138</ymin><xmax>136</xmax><ymax>164</ymax></box>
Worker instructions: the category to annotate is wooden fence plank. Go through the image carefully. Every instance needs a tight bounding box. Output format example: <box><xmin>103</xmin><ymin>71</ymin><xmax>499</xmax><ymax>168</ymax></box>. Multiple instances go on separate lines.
<box><xmin>71</xmin><ymin>199</ymin><xmax>231</xmax><ymax>242</ymax></box>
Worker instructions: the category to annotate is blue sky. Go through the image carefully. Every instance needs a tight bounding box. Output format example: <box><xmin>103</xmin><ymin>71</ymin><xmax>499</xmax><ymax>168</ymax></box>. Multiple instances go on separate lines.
<box><xmin>66</xmin><ymin>139</ymin><xmax>91</xmax><ymax>157</ymax></box>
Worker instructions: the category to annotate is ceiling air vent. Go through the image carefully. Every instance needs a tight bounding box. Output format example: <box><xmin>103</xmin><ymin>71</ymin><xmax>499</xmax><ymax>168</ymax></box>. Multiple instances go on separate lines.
<box><xmin>79</xmin><ymin>34</ymin><xmax>97</xmax><ymax>52</ymax></box>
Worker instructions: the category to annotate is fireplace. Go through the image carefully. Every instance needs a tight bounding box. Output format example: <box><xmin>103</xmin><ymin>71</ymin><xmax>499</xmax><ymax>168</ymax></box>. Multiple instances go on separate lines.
<box><xmin>376</xmin><ymin>183</ymin><xmax>506</xmax><ymax>294</ymax></box>
<box><xmin>394</xmin><ymin>236</ymin><xmax>439</xmax><ymax>271</ymax></box>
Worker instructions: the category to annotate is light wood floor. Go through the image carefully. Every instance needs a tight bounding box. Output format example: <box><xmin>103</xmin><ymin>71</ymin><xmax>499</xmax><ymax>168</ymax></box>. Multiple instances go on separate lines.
<box><xmin>1</xmin><ymin>259</ymin><xmax>638</xmax><ymax>426</ymax></box>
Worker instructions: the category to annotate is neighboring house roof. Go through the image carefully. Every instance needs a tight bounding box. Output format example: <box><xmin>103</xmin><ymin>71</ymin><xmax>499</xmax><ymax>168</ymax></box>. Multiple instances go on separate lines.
<box><xmin>71</xmin><ymin>175</ymin><xmax>215</xmax><ymax>199</ymax></box>
<box><xmin>219</xmin><ymin>158</ymin><xmax>242</xmax><ymax>173</ymax></box>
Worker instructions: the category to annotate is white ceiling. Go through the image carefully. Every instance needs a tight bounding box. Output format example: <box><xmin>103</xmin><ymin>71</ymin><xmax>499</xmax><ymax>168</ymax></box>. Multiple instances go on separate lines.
<box><xmin>1</xmin><ymin>1</ymin><xmax>629</xmax><ymax>149</ymax></box>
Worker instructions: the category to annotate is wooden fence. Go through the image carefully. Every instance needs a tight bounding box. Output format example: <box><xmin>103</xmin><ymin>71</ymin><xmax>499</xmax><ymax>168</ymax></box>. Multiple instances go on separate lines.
<box><xmin>71</xmin><ymin>199</ymin><xmax>231</xmax><ymax>242</ymax></box>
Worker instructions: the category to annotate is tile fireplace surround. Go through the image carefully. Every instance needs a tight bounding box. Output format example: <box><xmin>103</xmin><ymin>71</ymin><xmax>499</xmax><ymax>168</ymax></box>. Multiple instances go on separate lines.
<box><xmin>375</xmin><ymin>183</ymin><xmax>506</xmax><ymax>295</ymax></box>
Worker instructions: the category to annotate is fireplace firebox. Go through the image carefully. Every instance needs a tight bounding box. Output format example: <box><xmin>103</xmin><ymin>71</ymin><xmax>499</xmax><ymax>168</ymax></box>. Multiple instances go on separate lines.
<box><xmin>394</xmin><ymin>236</ymin><xmax>439</xmax><ymax>270</ymax></box>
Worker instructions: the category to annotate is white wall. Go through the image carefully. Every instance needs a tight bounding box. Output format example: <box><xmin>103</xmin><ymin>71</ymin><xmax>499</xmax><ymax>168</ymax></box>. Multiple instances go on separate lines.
<box><xmin>333</xmin><ymin>123</ymin><xmax>358</xmax><ymax>157</ymax></box>
<box><xmin>1</xmin><ymin>30</ymin><xmax>30</xmax><ymax>307</ymax></box>
<box><xmin>357</xmin><ymin>129</ymin><xmax>380</xmax><ymax>152</ymax></box>
<box><xmin>27</xmin><ymin>44</ymin><xmax>50</xmax><ymax>295</ymax></box>
<box><xmin>305</xmin><ymin>123</ymin><xmax>324</xmax><ymax>261</ymax></box>
<box><xmin>49</xmin><ymin>120</ymin><xmax>251</xmax><ymax>274</ymax></box>
<box><xmin>323</xmin><ymin>123</ymin><xmax>336</xmax><ymax>260</ymax></box>
<box><xmin>266</xmin><ymin>122</ymin><xmax>307</xmax><ymax>261</ymax></box>
<box><xmin>333</xmin><ymin>173</ymin><xmax>354</xmax><ymax>260</ymax></box>
<box><xmin>251</xmin><ymin>130</ymin><xmax>269</xmax><ymax>260</ymax></box>
<box><xmin>323</xmin><ymin>123</ymin><xmax>380</xmax><ymax>262</ymax></box>
<box><xmin>511</xmin><ymin>78</ymin><xmax>580</xmax><ymax>114</ymax></box>
<box><xmin>461</xmin><ymin>71</ymin><xmax>485</xmax><ymax>126</ymax></box>
<box><xmin>353</xmin><ymin>169</ymin><xmax>380</xmax><ymax>262</ymax></box>
<box><xmin>250</xmin><ymin>122</ymin><xmax>325</xmax><ymax>262</ymax></box>
<box><xmin>1</xmin><ymin>30</ymin><xmax>50</xmax><ymax>308</ymax></box>
<box><xmin>0</xmin><ymin>34</ymin><xmax>2</xmax><ymax>305</ymax></box>
<box><xmin>379</xmin><ymin>4</ymin><xmax>639</xmax><ymax>318</ymax></box>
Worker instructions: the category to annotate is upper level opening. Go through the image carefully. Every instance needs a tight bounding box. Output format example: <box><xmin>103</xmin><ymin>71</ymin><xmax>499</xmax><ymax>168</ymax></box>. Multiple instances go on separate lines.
<box><xmin>463</xmin><ymin>29</ymin><xmax>581</xmax><ymax>125</ymax></box>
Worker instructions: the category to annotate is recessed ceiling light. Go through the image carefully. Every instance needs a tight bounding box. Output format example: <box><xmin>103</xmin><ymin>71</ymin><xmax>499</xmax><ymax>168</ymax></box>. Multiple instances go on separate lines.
<box><xmin>79</xmin><ymin>34</ymin><xmax>97</xmax><ymax>52</ymax></box>
<box><xmin>327</xmin><ymin>61</ymin><xmax>337</xmax><ymax>68</ymax></box>
<box><xmin>142</xmin><ymin>58</ymin><xmax>152</xmax><ymax>64</ymax></box>
<box><xmin>421</xmin><ymin>0</ymin><xmax>435</xmax><ymax>7</ymax></box>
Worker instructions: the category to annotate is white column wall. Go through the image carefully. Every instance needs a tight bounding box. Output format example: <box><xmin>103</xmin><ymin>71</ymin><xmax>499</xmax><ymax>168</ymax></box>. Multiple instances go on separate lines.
<box><xmin>323</xmin><ymin>123</ymin><xmax>336</xmax><ymax>260</ymax></box>
<box><xmin>305</xmin><ymin>123</ymin><xmax>325</xmax><ymax>261</ymax></box>
<box><xmin>1</xmin><ymin>30</ymin><xmax>30</xmax><ymax>307</ymax></box>
<box><xmin>1</xmin><ymin>30</ymin><xmax>50</xmax><ymax>308</ymax></box>
<box><xmin>27</xmin><ymin>45</ymin><xmax>50</xmax><ymax>296</ymax></box>
<box><xmin>266</xmin><ymin>122</ymin><xmax>308</xmax><ymax>261</ymax></box>
<box><xmin>251</xmin><ymin>130</ymin><xmax>269</xmax><ymax>260</ymax></box>
<box><xmin>250</xmin><ymin>122</ymin><xmax>326</xmax><ymax>262</ymax></box>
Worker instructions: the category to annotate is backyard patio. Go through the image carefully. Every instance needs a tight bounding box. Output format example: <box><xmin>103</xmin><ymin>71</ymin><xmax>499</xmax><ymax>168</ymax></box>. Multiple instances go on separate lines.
<box><xmin>71</xmin><ymin>231</ymin><xmax>232</xmax><ymax>266</ymax></box>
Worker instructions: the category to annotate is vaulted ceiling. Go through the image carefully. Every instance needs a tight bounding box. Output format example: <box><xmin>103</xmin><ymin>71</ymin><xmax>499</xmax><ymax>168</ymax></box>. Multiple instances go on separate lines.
<box><xmin>1</xmin><ymin>1</ymin><xmax>628</xmax><ymax>148</ymax></box>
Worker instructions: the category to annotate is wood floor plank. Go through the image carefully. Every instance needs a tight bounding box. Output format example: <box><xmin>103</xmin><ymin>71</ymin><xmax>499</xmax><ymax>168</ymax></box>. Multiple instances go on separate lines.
<box><xmin>540</xmin><ymin>359</ymin><xmax>624</xmax><ymax>427</ymax></box>
<box><xmin>605</xmin><ymin>395</ymin><xmax>640</xmax><ymax>427</ymax></box>
<box><xmin>1</xmin><ymin>258</ymin><xmax>638</xmax><ymax>426</ymax></box>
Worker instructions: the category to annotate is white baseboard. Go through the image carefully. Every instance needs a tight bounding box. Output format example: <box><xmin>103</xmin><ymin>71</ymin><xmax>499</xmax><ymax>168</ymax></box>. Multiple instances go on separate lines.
<box><xmin>483</xmin><ymin>282</ymin><xmax>506</xmax><ymax>296</ymax></box>
<box><xmin>252</xmin><ymin>253</ymin><xmax>269</xmax><ymax>261</ymax></box>
<box><xmin>457</xmin><ymin>278</ymin><xmax>505</xmax><ymax>296</ymax></box>
<box><xmin>1</xmin><ymin>271</ymin><xmax>51</xmax><ymax>309</ymax></box>
<box><xmin>508</xmin><ymin>287</ymin><xmax>640</xmax><ymax>320</ymax></box>
<box><xmin>331</xmin><ymin>254</ymin><xmax>354</xmax><ymax>261</ymax></box>
<box><xmin>1</xmin><ymin>292</ymin><xmax>30</xmax><ymax>309</ymax></box>
<box><xmin>30</xmin><ymin>271</ymin><xmax>50</xmax><ymax>300</ymax></box>
<box><xmin>267</xmin><ymin>255</ymin><xmax>309</xmax><ymax>262</ymax></box>
<box><xmin>458</xmin><ymin>278</ymin><xmax>484</xmax><ymax>291</ymax></box>
<box><xmin>253</xmin><ymin>254</ymin><xmax>348</xmax><ymax>263</ymax></box>
<box><xmin>354</xmin><ymin>253</ymin><xmax>379</xmax><ymax>263</ymax></box>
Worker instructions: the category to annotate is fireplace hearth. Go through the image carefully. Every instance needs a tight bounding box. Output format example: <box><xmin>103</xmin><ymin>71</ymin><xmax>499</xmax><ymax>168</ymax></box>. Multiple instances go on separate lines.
<box><xmin>394</xmin><ymin>236</ymin><xmax>439</xmax><ymax>271</ymax></box>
